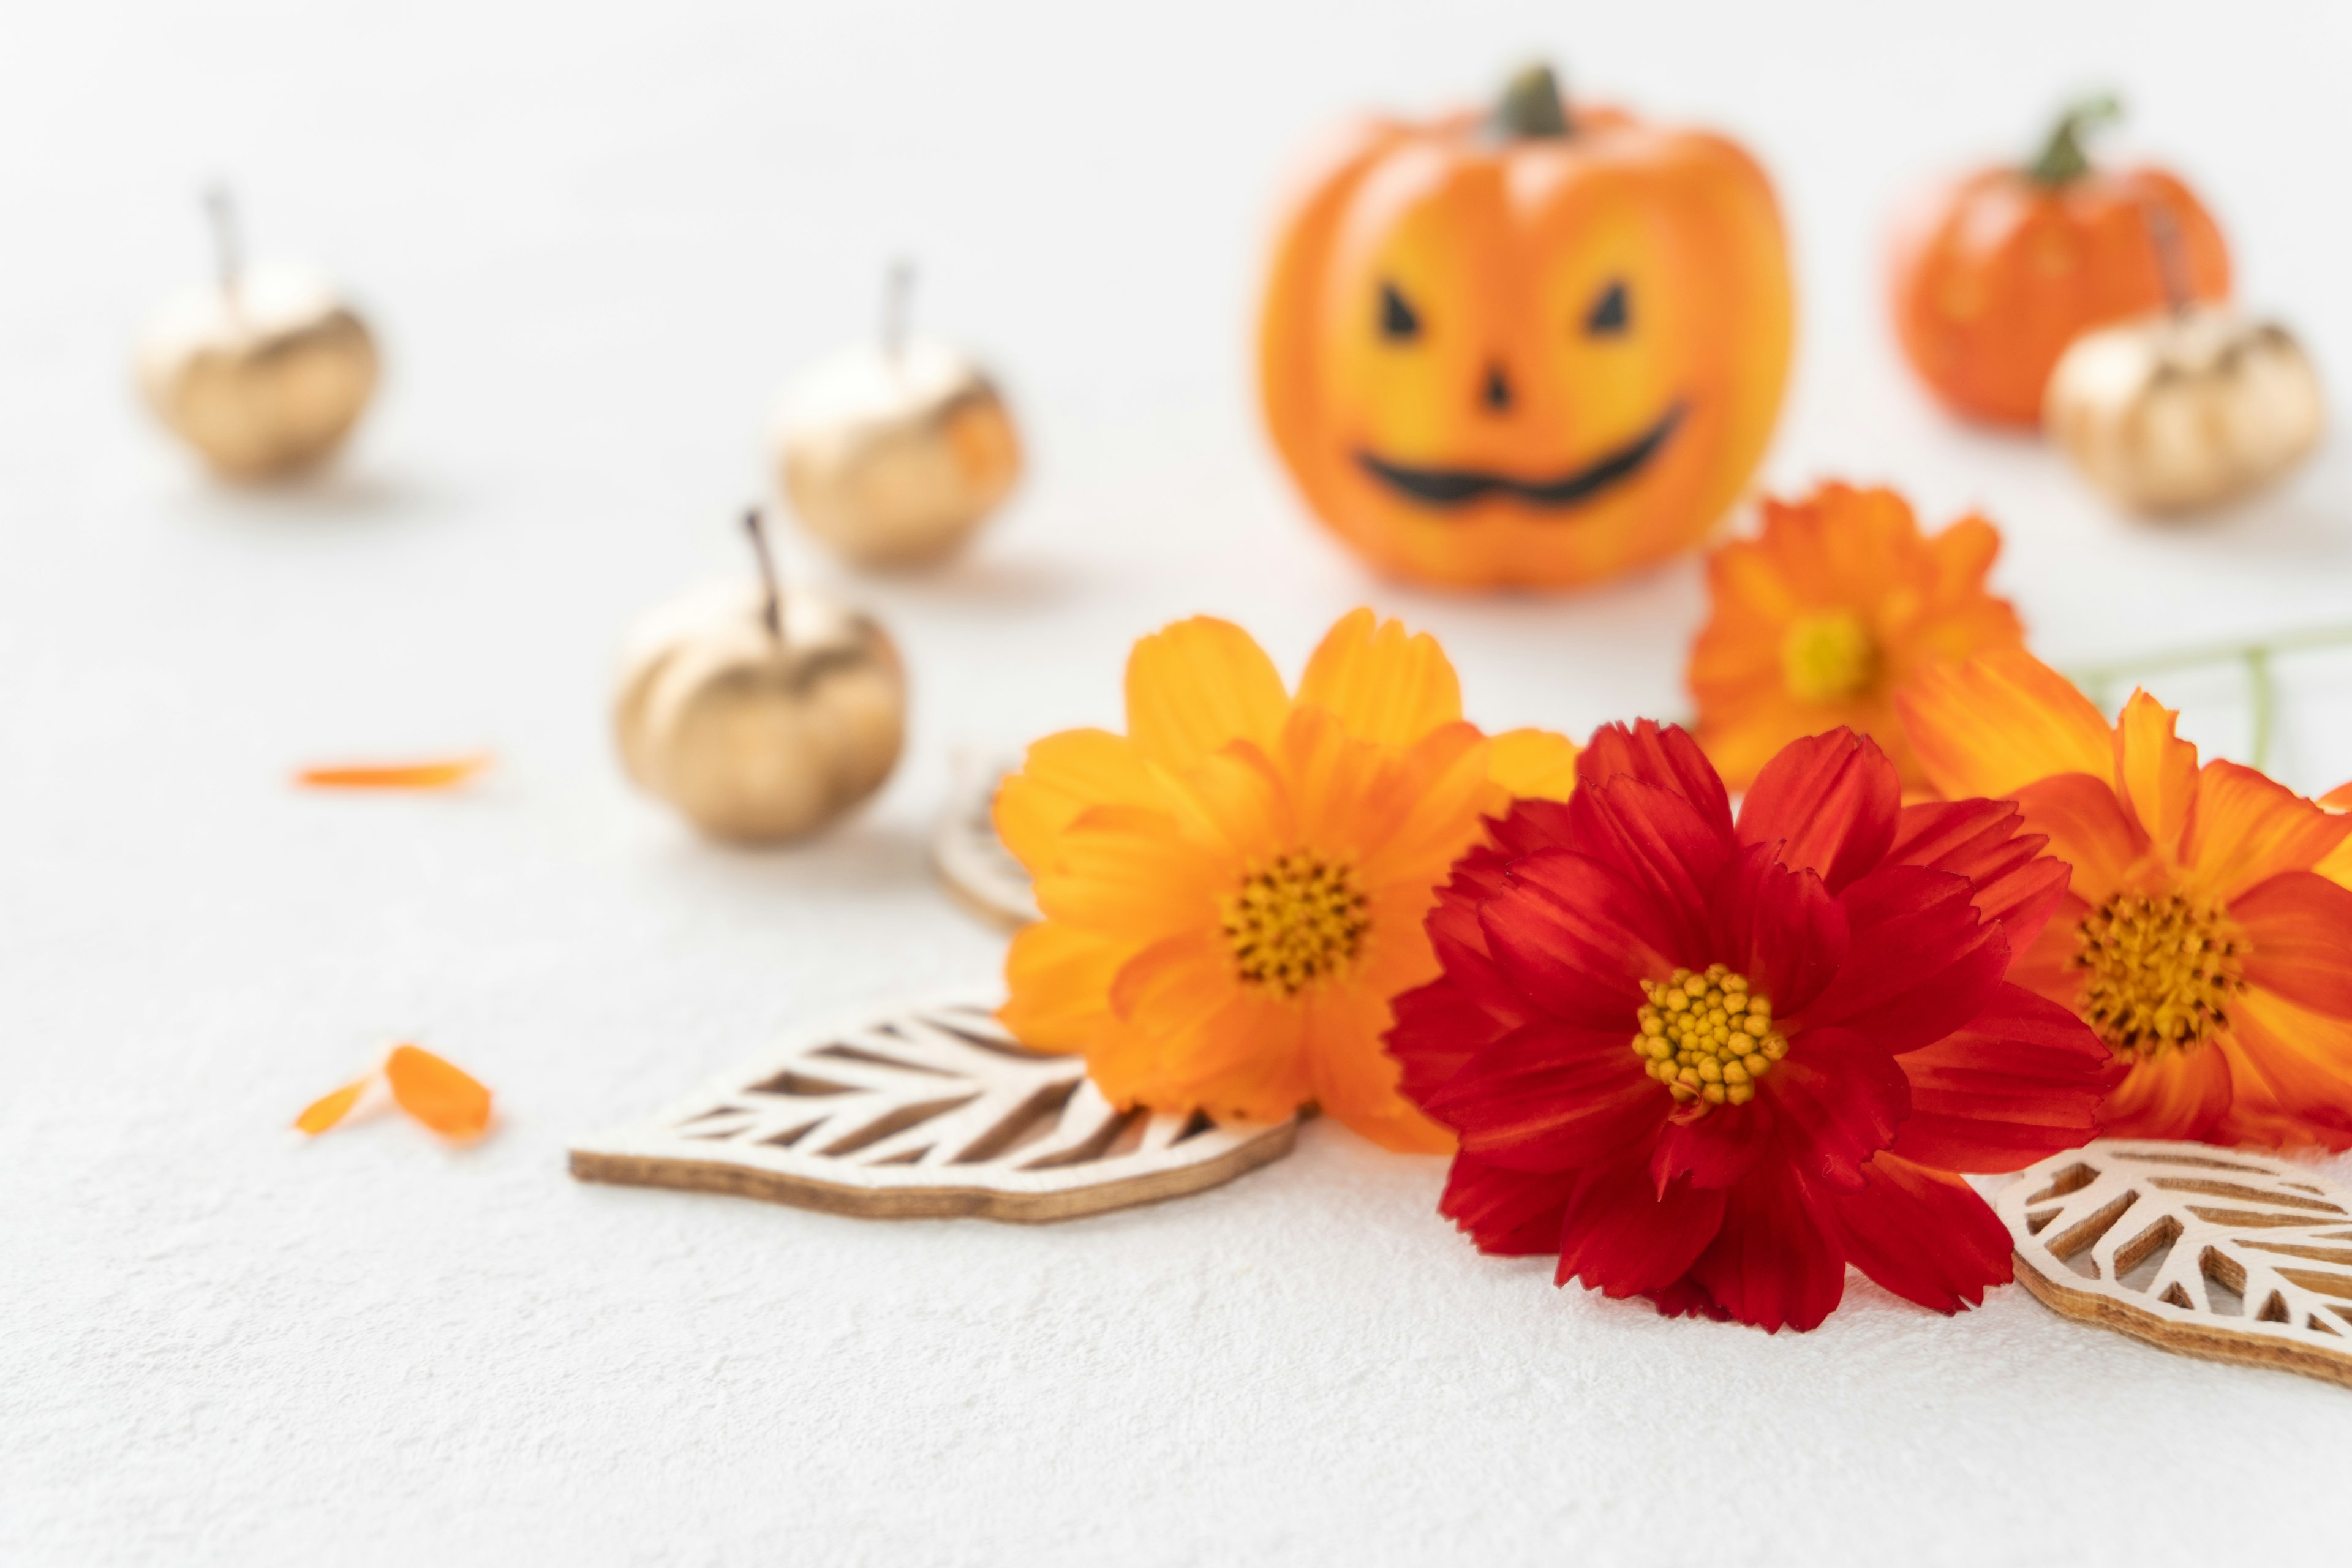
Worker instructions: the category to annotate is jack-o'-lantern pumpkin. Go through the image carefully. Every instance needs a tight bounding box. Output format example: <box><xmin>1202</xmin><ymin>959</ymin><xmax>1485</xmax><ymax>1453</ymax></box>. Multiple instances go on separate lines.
<box><xmin>1888</xmin><ymin>96</ymin><xmax>2232</xmax><ymax>427</ymax></box>
<box><xmin>1257</xmin><ymin>65</ymin><xmax>1793</xmax><ymax>590</ymax></box>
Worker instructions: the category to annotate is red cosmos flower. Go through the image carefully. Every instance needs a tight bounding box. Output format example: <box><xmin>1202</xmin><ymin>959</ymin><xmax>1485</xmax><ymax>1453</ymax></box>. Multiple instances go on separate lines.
<box><xmin>1388</xmin><ymin>722</ymin><xmax>2117</xmax><ymax>1331</ymax></box>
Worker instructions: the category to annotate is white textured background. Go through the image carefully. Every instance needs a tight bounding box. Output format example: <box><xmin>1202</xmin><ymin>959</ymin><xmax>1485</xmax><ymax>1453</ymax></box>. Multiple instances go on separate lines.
<box><xmin>6</xmin><ymin>2</ymin><xmax>2352</xmax><ymax>1563</ymax></box>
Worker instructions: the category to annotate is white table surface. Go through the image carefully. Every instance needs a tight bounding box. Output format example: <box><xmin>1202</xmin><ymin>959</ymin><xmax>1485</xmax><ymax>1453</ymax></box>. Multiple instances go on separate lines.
<box><xmin>7</xmin><ymin>2</ymin><xmax>2352</xmax><ymax>1562</ymax></box>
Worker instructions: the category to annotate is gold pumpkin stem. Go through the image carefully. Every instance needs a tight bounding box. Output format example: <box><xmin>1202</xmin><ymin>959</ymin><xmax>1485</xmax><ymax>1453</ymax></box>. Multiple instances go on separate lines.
<box><xmin>883</xmin><ymin>258</ymin><xmax>914</xmax><ymax>364</ymax></box>
<box><xmin>2027</xmin><ymin>94</ymin><xmax>2121</xmax><ymax>185</ymax></box>
<box><xmin>203</xmin><ymin>183</ymin><xmax>243</xmax><ymax>315</ymax></box>
<box><xmin>2142</xmin><ymin>202</ymin><xmax>2195</xmax><ymax>316</ymax></box>
<box><xmin>1494</xmin><ymin>62</ymin><xmax>1570</xmax><ymax>139</ymax></box>
<box><xmin>742</xmin><ymin>506</ymin><xmax>784</xmax><ymax>640</ymax></box>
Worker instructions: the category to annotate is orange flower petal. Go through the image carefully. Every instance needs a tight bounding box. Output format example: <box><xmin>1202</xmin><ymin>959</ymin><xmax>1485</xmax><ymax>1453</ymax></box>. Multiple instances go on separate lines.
<box><xmin>293</xmin><ymin>1077</ymin><xmax>371</xmax><ymax>1136</ymax></box>
<box><xmin>384</xmin><ymin>1044</ymin><xmax>493</xmax><ymax>1138</ymax></box>
<box><xmin>1034</xmin><ymin>808</ymin><xmax>1229</xmax><ymax>941</ymax></box>
<box><xmin>993</xmin><ymin>728</ymin><xmax>1159</xmax><ymax>875</ymax></box>
<box><xmin>2231</xmin><ymin>870</ymin><xmax>2352</xmax><ymax>1019</ymax></box>
<box><xmin>1123</xmin><ymin>617</ymin><xmax>1287</xmax><ymax>772</ymax></box>
<box><xmin>2321</xmin><ymin>780</ymin><xmax>2352</xmax><ymax>812</ymax></box>
<box><xmin>1295</xmin><ymin>607</ymin><xmax>1463</xmax><ymax>748</ymax></box>
<box><xmin>295</xmin><ymin>754</ymin><xmax>494</xmax><ymax>790</ymax></box>
<box><xmin>2178</xmin><ymin>760</ymin><xmax>2352</xmax><ymax>903</ymax></box>
<box><xmin>2111</xmin><ymin>690</ymin><xmax>2199</xmax><ymax>853</ymax></box>
<box><xmin>1303</xmin><ymin>979</ymin><xmax>1453</xmax><ymax>1153</ymax></box>
<box><xmin>1898</xmin><ymin>650</ymin><xmax>2111</xmax><ymax>800</ymax></box>
<box><xmin>999</xmin><ymin>921</ymin><xmax>1126</xmax><ymax>1052</ymax></box>
<box><xmin>1485</xmin><ymin>728</ymin><xmax>1580</xmax><ymax>803</ymax></box>
<box><xmin>2098</xmin><ymin>1039</ymin><xmax>2233</xmax><ymax>1142</ymax></box>
<box><xmin>2214</xmin><ymin>992</ymin><xmax>2352</xmax><ymax>1151</ymax></box>
<box><xmin>2010</xmin><ymin>772</ymin><xmax>2149</xmax><ymax>898</ymax></box>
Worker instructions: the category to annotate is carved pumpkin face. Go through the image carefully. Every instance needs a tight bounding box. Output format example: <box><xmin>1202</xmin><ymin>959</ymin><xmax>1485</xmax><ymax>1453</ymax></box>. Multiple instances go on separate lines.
<box><xmin>1261</xmin><ymin>77</ymin><xmax>1793</xmax><ymax>589</ymax></box>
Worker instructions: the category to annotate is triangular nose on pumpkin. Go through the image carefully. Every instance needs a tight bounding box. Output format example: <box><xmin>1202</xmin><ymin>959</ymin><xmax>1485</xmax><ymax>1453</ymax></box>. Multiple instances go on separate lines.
<box><xmin>1482</xmin><ymin>364</ymin><xmax>1513</xmax><ymax>412</ymax></box>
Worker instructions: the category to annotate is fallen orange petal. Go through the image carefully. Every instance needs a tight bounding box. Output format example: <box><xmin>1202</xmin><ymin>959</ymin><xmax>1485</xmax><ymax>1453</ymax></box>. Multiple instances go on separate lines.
<box><xmin>293</xmin><ymin>1077</ymin><xmax>372</xmax><ymax>1136</ymax></box>
<box><xmin>2323</xmin><ymin>780</ymin><xmax>2352</xmax><ymax>812</ymax></box>
<box><xmin>295</xmin><ymin>753</ymin><xmax>494</xmax><ymax>790</ymax></box>
<box><xmin>385</xmin><ymin>1044</ymin><xmax>494</xmax><ymax>1137</ymax></box>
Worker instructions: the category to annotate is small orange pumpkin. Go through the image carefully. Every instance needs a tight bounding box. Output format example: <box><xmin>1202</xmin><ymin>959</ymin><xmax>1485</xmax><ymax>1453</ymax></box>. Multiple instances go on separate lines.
<box><xmin>1889</xmin><ymin>96</ymin><xmax>2232</xmax><ymax>427</ymax></box>
<box><xmin>1257</xmin><ymin>65</ymin><xmax>1793</xmax><ymax>590</ymax></box>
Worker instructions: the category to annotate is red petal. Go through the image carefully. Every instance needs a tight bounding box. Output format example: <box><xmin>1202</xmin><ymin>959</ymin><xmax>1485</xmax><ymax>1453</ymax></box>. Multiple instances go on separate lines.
<box><xmin>1483</xmin><ymin>797</ymin><xmax>1579</xmax><ymax>859</ymax></box>
<box><xmin>1799</xmin><ymin>864</ymin><xmax>2010</xmax><ymax>1053</ymax></box>
<box><xmin>1576</xmin><ymin>720</ymin><xmax>1733</xmax><ymax>837</ymax></box>
<box><xmin>1481</xmin><ymin>851</ymin><xmax>1675</xmax><ymax>1029</ymax></box>
<box><xmin>1735</xmin><ymin>729</ymin><xmax>1901</xmax><ymax>894</ymax></box>
<box><xmin>1828</xmin><ymin>1153</ymin><xmax>2014</xmax><ymax>1313</ymax></box>
<box><xmin>1387</xmin><ymin>976</ymin><xmax>1520</xmax><ymax>1109</ymax></box>
<box><xmin>1887</xmin><ymin>797</ymin><xmax>2070</xmax><ymax>954</ymax></box>
<box><xmin>1556</xmin><ymin>1158</ymin><xmax>1727</xmax><ymax>1295</ymax></box>
<box><xmin>1568</xmin><ymin>776</ymin><xmax>1732</xmax><ymax>959</ymax></box>
<box><xmin>1649</xmin><ymin>1095</ymin><xmax>1778</xmax><ymax>1189</ymax></box>
<box><xmin>1684</xmin><ymin>1156</ymin><xmax>1847</xmax><ymax>1332</ymax></box>
<box><xmin>1423</xmin><ymin>1019</ymin><xmax>1660</xmax><ymax>1172</ymax></box>
<box><xmin>1708</xmin><ymin>843</ymin><xmax>1849</xmax><ymax>1015</ymax></box>
<box><xmin>2233</xmin><ymin>870</ymin><xmax>2352</xmax><ymax>1018</ymax></box>
<box><xmin>1763</xmin><ymin>1025</ymin><xmax>1910</xmax><ymax>1190</ymax></box>
<box><xmin>1647</xmin><ymin>1277</ymin><xmax>1733</xmax><ymax>1321</ymax></box>
<box><xmin>1438</xmin><ymin>1153</ymin><xmax>1579</xmax><ymax>1256</ymax></box>
<box><xmin>1889</xmin><ymin>983</ymin><xmax>2116</xmax><ymax>1172</ymax></box>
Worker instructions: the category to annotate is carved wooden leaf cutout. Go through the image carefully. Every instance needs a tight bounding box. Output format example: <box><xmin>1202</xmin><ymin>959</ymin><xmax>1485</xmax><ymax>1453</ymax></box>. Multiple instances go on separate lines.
<box><xmin>930</xmin><ymin>747</ymin><xmax>1036</xmax><ymax>930</ymax></box>
<box><xmin>1997</xmin><ymin>1139</ymin><xmax>2352</xmax><ymax>1389</ymax></box>
<box><xmin>568</xmin><ymin>999</ymin><xmax>1295</xmax><ymax>1223</ymax></box>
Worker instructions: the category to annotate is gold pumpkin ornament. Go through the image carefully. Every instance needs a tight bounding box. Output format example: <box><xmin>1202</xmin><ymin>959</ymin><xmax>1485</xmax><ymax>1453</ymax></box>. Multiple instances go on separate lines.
<box><xmin>614</xmin><ymin>511</ymin><xmax>907</xmax><ymax>844</ymax></box>
<box><xmin>2045</xmin><ymin>210</ymin><xmax>2324</xmax><ymax>514</ymax></box>
<box><xmin>770</xmin><ymin>265</ymin><xmax>1023</xmax><ymax>570</ymax></box>
<box><xmin>137</xmin><ymin>188</ymin><xmax>380</xmax><ymax>481</ymax></box>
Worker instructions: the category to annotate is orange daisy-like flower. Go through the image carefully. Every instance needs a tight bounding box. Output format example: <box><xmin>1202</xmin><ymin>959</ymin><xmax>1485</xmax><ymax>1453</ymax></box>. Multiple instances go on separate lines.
<box><xmin>1901</xmin><ymin>650</ymin><xmax>2352</xmax><ymax>1148</ymax></box>
<box><xmin>1691</xmin><ymin>482</ymin><xmax>2026</xmax><ymax>790</ymax></box>
<box><xmin>995</xmin><ymin>609</ymin><xmax>1580</xmax><ymax>1151</ymax></box>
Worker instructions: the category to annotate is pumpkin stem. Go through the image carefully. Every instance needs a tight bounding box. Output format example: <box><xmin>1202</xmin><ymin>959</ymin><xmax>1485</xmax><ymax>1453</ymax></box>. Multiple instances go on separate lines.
<box><xmin>2141</xmin><ymin>202</ymin><xmax>2195</xmax><ymax>315</ymax></box>
<box><xmin>882</xmin><ymin>258</ymin><xmax>913</xmax><ymax>362</ymax></box>
<box><xmin>742</xmin><ymin>506</ymin><xmax>783</xmax><ymax>639</ymax></box>
<box><xmin>1494</xmin><ymin>63</ymin><xmax>1570</xmax><ymax>139</ymax></box>
<box><xmin>203</xmin><ymin>183</ymin><xmax>243</xmax><ymax>315</ymax></box>
<box><xmin>2027</xmin><ymin>94</ymin><xmax>2122</xmax><ymax>185</ymax></box>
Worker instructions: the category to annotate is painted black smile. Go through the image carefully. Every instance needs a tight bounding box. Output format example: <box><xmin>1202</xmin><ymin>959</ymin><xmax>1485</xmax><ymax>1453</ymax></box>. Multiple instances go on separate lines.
<box><xmin>1355</xmin><ymin>402</ymin><xmax>1687</xmax><ymax>512</ymax></box>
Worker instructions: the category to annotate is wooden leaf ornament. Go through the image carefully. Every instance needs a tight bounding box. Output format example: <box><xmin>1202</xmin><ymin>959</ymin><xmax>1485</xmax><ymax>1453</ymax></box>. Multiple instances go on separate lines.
<box><xmin>568</xmin><ymin>1000</ymin><xmax>1295</xmax><ymax>1223</ymax></box>
<box><xmin>384</xmin><ymin>1045</ymin><xmax>494</xmax><ymax>1137</ymax></box>
<box><xmin>1997</xmin><ymin>1139</ymin><xmax>2352</xmax><ymax>1389</ymax></box>
<box><xmin>929</xmin><ymin>748</ymin><xmax>1037</xmax><ymax>929</ymax></box>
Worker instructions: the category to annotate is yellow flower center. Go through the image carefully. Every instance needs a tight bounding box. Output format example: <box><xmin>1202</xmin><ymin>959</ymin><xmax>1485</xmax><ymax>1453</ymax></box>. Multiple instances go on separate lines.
<box><xmin>1630</xmin><ymin>963</ymin><xmax>1788</xmax><ymax>1110</ymax></box>
<box><xmin>1221</xmin><ymin>852</ymin><xmax>1370</xmax><ymax>995</ymax></box>
<box><xmin>2074</xmin><ymin>891</ymin><xmax>2246</xmax><ymax>1058</ymax></box>
<box><xmin>1781</xmin><ymin>611</ymin><xmax>1880</xmax><ymax>704</ymax></box>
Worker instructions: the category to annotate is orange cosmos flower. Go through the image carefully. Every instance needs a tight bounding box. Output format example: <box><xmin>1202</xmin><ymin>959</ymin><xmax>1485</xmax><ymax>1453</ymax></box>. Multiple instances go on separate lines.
<box><xmin>995</xmin><ymin>608</ymin><xmax>1580</xmax><ymax>1152</ymax></box>
<box><xmin>1690</xmin><ymin>482</ymin><xmax>2026</xmax><ymax>790</ymax></box>
<box><xmin>1901</xmin><ymin>650</ymin><xmax>2352</xmax><ymax>1148</ymax></box>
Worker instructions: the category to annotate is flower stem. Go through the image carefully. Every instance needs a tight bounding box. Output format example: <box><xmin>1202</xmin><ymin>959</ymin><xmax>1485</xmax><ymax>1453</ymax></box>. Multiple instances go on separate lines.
<box><xmin>2067</xmin><ymin>623</ymin><xmax>2352</xmax><ymax>771</ymax></box>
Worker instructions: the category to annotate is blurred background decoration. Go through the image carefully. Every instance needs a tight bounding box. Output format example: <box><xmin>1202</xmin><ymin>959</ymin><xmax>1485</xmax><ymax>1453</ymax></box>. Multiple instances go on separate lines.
<box><xmin>1887</xmin><ymin>97</ymin><xmax>2230</xmax><ymax>430</ymax></box>
<box><xmin>612</xmin><ymin>509</ymin><xmax>906</xmax><ymax>843</ymax></box>
<box><xmin>770</xmin><ymin>262</ymin><xmax>1025</xmax><ymax>570</ymax></box>
<box><xmin>136</xmin><ymin>187</ymin><xmax>380</xmax><ymax>480</ymax></box>
<box><xmin>1257</xmin><ymin>62</ymin><xmax>1792</xmax><ymax>589</ymax></box>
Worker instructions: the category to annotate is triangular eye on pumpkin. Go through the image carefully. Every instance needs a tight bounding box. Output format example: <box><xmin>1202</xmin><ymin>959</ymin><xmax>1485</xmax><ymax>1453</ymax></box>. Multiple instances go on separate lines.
<box><xmin>1379</xmin><ymin>281</ymin><xmax>1421</xmax><ymax>342</ymax></box>
<box><xmin>1585</xmin><ymin>279</ymin><xmax>1630</xmax><ymax>336</ymax></box>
